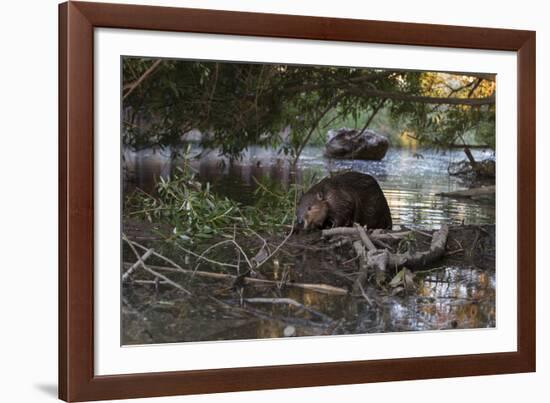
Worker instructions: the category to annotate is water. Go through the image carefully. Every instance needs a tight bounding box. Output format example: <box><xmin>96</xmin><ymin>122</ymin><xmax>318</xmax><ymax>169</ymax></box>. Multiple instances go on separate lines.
<box><xmin>122</xmin><ymin>145</ymin><xmax>495</xmax><ymax>344</ymax></box>
<box><xmin>124</xmin><ymin>145</ymin><xmax>495</xmax><ymax>228</ymax></box>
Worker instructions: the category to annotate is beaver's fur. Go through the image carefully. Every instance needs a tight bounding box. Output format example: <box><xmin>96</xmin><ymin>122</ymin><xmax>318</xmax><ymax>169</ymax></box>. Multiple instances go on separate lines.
<box><xmin>296</xmin><ymin>172</ymin><xmax>392</xmax><ymax>230</ymax></box>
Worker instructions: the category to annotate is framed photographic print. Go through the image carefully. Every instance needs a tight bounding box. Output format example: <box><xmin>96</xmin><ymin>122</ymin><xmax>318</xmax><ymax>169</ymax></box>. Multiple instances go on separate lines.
<box><xmin>59</xmin><ymin>1</ymin><xmax>536</xmax><ymax>401</ymax></box>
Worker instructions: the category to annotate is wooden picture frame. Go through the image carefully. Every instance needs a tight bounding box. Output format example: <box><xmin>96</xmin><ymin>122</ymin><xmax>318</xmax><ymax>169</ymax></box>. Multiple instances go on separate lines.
<box><xmin>59</xmin><ymin>1</ymin><xmax>536</xmax><ymax>401</ymax></box>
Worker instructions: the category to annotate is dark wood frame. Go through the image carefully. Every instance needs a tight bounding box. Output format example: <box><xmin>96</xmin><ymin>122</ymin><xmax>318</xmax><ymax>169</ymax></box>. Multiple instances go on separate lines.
<box><xmin>59</xmin><ymin>1</ymin><xmax>536</xmax><ymax>401</ymax></box>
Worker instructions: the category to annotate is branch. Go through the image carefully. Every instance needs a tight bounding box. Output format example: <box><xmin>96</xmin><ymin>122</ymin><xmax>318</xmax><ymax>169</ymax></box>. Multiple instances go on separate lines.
<box><xmin>122</xmin><ymin>248</ymin><xmax>154</xmax><ymax>281</ymax></box>
<box><xmin>436</xmin><ymin>186</ymin><xmax>495</xmax><ymax>199</ymax></box>
<box><xmin>389</xmin><ymin>225</ymin><xmax>449</xmax><ymax>269</ymax></box>
<box><xmin>322</xmin><ymin>227</ymin><xmax>411</xmax><ymax>240</ymax></box>
<box><xmin>123</xmin><ymin>59</ymin><xmax>163</xmax><ymax>100</ymax></box>
<box><xmin>243</xmin><ymin>298</ymin><xmax>332</xmax><ymax>322</ymax></box>
<box><xmin>122</xmin><ymin>234</ymin><xmax>191</xmax><ymax>295</ymax></box>
<box><xmin>467</xmin><ymin>78</ymin><xmax>484</xmax><ymax>98</ymax></box>
<box><xmin>292</xmin><ymin>93</ymin><xmax>345</xmax><ymax>166</ymax></box>
<box><xmin>123</xmin><ymin>262</ymin><xmax>348</xmax><ymax>296</ymax></box>
<box><xmin>355</xmin><ymin>224</ymin><xmax>376</xmax><ymax>251</ymax></box>
<box><xmin>358</xmin><ymin>98</ymin><xmax>386</xmax><ymax>133</ymax></box>
<box><xmin>347</xmin><ymin>88</ymin><xmax>494</xmax><ymax>106</ymax></box>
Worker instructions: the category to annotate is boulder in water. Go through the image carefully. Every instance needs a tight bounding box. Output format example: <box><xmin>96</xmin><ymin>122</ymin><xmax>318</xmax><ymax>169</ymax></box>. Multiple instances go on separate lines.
<box><xmin>325</xmin><ymin>128</ymin><xmax>389</xmax><ymax>160</ymax></box>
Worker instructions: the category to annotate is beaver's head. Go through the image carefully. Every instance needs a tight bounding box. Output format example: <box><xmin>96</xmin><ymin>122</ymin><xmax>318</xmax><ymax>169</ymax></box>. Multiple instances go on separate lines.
<box><xmin>296</xmin><ymin>190</ymin><xmax>329</xmax><ymax>230</ymax></box>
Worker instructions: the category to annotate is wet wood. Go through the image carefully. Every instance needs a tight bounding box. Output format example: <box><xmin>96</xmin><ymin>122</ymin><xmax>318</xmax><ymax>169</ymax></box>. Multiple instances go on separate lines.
<box><xmin>243</xmin><ymin>298</ymin><xmax>333</xmax><ymax>322</ymax></box>
<box><xmin>389</xmin><ymin>225</ymin><xmax>449</xmax><ymax>270</ymax></box>
<box><xmin>122</xmin><ymin>262</ymin><xmax>348</xmax><ymax>295</ymax></box>
<box><xmin>436</xmin><ymin>185</ymin><xmax>495</xmax><ymax>198</ymax></box>
<box><xmin>122</xmin><ymin>248</ymin><xmax>154</xmax><ymax>281</ymax></box>
<box><xmin>355</xmin><ymin>223</ymin><xmax>377</xmax><ymax>251</ymax></box>
<box><xmin>322</xmin><ymin>227</ymin><xmax>411</xmax><ymax>239</ymax></box>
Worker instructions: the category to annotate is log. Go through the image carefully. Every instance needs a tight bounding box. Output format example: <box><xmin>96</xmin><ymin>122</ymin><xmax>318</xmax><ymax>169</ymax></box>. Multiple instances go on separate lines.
<box><xmin>389</xmin><ymin>225</ymin><xmax>449</xmax><ymax>270</ymax></box>
<box><xmin>436</xmin><ymin>186</ymin><xmax>495</xmax><ymax>199</ymax></box>
<box><xmin>352</xmin><ymin>225</ymin><xmax>449</xmax><ymax>292</ymax></box>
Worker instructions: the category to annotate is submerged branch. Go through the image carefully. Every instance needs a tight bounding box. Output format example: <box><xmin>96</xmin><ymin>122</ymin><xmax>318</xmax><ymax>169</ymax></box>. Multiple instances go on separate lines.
<box><xmin>243</xmin><ymin>298</ymin><xmax>333</xmax><ymax>322</ymax></box>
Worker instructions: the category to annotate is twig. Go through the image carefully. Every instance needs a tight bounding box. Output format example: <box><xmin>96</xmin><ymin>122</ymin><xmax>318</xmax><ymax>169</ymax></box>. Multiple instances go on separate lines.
<box><xmin>355</xmin><ymin>224</ymin><xmax>377</xmax><ymax>251</ymax></box>
<box><xmin>372</xmin><ymin>238</ymin><xmax>393</xmax><ymax>250</ymax></box>
<box><xmin>243</xmin><ymin>298</ymin><xmax>333</xmax><ymax>322</ymax></box>
<box><xmin>412</xmin><ymin>229</ymin><xmax>433</xmax><ymax>238</ymax></box>
<box><xmin>231</xmin><ymin>240</ymin><xmax>253</xmax><ymax>269</ymax></box>
<box><xmin>122</xmin><ymin>234</ymin><xmax>191</xmax><ymax>295</ymax></box>
<box><xmin>356</xmin><ymin>282</ymin><xmax>375</xmax><ymax>308</ymax></box>
<box><xmin>357</xmin><ymin>98</ymin><xmax>386</xmax><ymax>134</ymax></box>
<box><xmin>133</xmin><ymin>279</ymin><xmax>169</xmax><ymax>285</ymax></box>
<box><xmin>190</xmin><ymin>239</ymin><xmax>236</xmax><ymax>274</ymax></box>
<box><xmin>445</xmin><ymin>248</ymin><xmax>464</xmax><ymax>256</ymax></box>
<box><xmin>123</xmin><ymin>59</ymin><xmax>163</xmax><ymax>100</ymax></box>
<box><xmin>351</xmin><ymin>240</ymin><xmax>369</xmax><ymax>295</ymax></box>
<box><xmin>123</xmin><ymin>262</ymin><xmax>348</xmax><ymax>296</ymax></box>
<box><xmin>122</xmin><ymin>248</ymin><xmax>154</xmax><ymax>281</ymax></box>
<box><xmin>251</xmin><ymin>184</ymin><xmax>298</xmax><ymax>272</ymax></box>
<box><xmin>167</xmin><ymin>238</ymin><xmax>239</xmax><ymax>269</ymax></box>
<box><xmin>415</xmin><ymin>266</ymin><xmax>449</xmax><ymax>275</ymax></box>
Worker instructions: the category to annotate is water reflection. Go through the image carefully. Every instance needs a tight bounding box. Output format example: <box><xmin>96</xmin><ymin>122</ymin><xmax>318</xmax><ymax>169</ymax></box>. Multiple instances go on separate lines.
<box><xmin>124</xmin><ymin>145</ymin><xmax>495</xmax><ymax>228</ymax></box>
<box><xmin>122</xmin><ymin>263</ymin><xmax>496</xmax><ymax>344</ymax></box>
<box><xmin>121</xmin><ymin>145</ymin><xmax>496</xmax><ymax>344</ymax></box>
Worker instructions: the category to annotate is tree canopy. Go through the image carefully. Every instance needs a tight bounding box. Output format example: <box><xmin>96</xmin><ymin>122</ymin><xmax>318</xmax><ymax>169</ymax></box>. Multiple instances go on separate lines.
<box><xmin>122</xmin><ymin>57</ymin><xmax>495</xmax><ymax>159</ymax></box>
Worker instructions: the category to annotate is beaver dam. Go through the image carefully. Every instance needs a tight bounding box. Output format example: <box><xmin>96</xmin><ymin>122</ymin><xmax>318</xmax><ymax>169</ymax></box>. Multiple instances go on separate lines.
<box><xmin>122</xmin><ymin>158</ymin><xmax>495</xmax><ymax>344</ymax></box>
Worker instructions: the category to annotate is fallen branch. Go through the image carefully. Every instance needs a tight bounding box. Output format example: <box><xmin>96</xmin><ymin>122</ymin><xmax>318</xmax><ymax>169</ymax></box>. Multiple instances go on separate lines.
<box><xmin>389</xmin><ymin>225</ymin><xmax>449</xmax><ymax>270</ymax></box>
<box><xmin>436</xmin><ymin>186</ymin><xmax>495</xmax><ymax>199</ymax></box>
<box><xmin>122</xmin><ymin>248</ymin><xmax>154</xmax><ymax>281</ymax></box>
<box><xmin>351</xmin><ymin>225</ymin><xmax>449</xmax><ymax>293</ymax></box>
<box><xmin>243</xmin><ymin>297</ymin><xmax>332</xmax><ymax>322</ymax></box>
<box><xmin>367</xmin><ymin>249</ymin><xmax>390</xmax><ymax>283</ymax></box>
<box><xmin>356</xmin><ymin>281</ymin><xmax>375</xmax><ymax>308</ymax></box>
<box><xmin>133</xmin><ymin>279</ymin><xmax>168</xmax><ymax>285</ymax></box>
<box><xmin>352</xmin><ymin>240</ymin><xmax>369</xmax><ymax>295</ymax></box>
<box><xmin>122</xmin><ymin>234</ymin><xmax>192</xmax><ymax>295</ymax></box>
<box><xmin>355</xmin><ymin>224</ymin><xmax>377</xmax><ymax>251</ymax></box>
<box><xmin>123</xmin><ymin>262</ymin><xmax>348</xmax><ymax>296</ymax></box>
<box><xmin>211</xmin><ymin>297</ymin><xmax>332</xmax><ymax>329</ymax></box>
<box><xmin>322</xmin><ymin>227</ymin><xmax>411</xmax><ymax>240</ymax></box>
<box><xmin>159</xmin><ymin>238</ymin><xmax>239</xmax><ymax>270</ymax></box>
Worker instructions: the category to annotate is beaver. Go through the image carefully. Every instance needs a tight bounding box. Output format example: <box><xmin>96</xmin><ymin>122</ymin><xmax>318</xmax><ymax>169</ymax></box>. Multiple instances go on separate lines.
<box><xmin>296</xmin><ymin>171</ymin><xmax>392</xmax><ymax>230</ymax></box>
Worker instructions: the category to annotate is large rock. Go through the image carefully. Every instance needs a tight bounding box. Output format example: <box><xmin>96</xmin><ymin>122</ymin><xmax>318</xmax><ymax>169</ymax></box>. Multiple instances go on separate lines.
<box><xmin>325</xmin><ymin>128</ymin><xmax>389</xmax><ymax>160</ymax></box>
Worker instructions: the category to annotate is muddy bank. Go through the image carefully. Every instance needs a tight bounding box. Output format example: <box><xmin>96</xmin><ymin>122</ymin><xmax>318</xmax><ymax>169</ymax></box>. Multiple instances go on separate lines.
<box><xmin>122</xmin><ymin>219</ymin><xmax>495</xmax><ymax>345</ymax></box>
